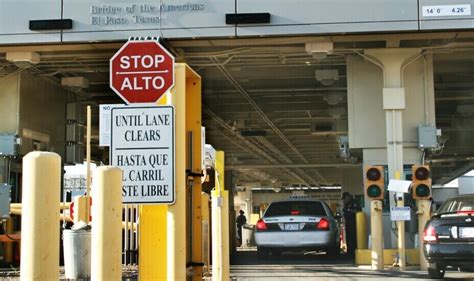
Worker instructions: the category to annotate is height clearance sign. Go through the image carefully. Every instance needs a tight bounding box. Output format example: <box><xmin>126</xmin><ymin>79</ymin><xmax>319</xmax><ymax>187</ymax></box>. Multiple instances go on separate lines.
<box><xmin>110</xmin><ymin>40</ymin><xmax>175</xmax><ymax>104</ymax></box>
<box><xmin>111</xmin><ymin>106</ymin><xmax>175</xmax><ymax>204</ymax></box>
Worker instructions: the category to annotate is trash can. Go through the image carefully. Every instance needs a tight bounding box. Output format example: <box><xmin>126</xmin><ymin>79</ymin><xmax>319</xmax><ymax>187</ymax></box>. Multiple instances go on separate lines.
<box><xmin>63</xmin><ymin>228</ymin><xmax>91</xmax><ymax>279</ymax></box>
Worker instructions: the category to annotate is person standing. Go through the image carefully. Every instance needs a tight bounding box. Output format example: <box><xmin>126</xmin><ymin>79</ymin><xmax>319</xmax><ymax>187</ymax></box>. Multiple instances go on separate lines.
<box><xmin>236</xmin><ymin>210</ymin><xmax>247</xmax><ymax>247</ymax></box>
<box><xmin>341</xmin><ymin>192</ymin><xmax>361</xmax><ymax>257</ymax></box>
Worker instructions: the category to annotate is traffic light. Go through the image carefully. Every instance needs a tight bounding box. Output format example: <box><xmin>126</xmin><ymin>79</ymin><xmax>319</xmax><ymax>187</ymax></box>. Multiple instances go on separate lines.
<box><xmin>412</xmin><ymin>164</ymin><xmax>432</xmax><ymax>200</ymax></box>
<box><xmin>364</xmin><ymin>165</ymin><xmax>384</xmax><ymax>200</ymax></box>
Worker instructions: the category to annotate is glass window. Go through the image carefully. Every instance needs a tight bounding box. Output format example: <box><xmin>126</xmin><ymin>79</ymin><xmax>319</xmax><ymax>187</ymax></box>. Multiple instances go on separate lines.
<box><xmin>264</xmin><ymin>201</ymin><xmax>327</xmax><ymax>217</ymax></box>
<box><xmin>437</xmin><ymin>196</ymin><xmax>474</xmax><ymax>213</ymax></box>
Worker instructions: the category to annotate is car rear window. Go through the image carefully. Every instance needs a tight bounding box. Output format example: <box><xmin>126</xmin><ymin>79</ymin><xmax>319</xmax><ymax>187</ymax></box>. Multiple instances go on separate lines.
<box><xmin>264</xmin><ymin>201</ymin><xmax>327</xmax><ymax>217</ymax></box>
<box><xmin>437</xmin><ymin>197</ymin><xmax>474</xmax><ymax>214</ymax></box>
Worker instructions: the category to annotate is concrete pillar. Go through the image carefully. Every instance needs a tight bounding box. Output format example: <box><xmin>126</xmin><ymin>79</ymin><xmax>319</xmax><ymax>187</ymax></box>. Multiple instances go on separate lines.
<box><xmin>365</xmin><ymin>49</ymin><xmax>422</xmax><ymax>270</ymax></box>
<box><xmin>20</xmin><ymin>152</ymin><xmax>61</xmax><ymax>281</ymax></box>
<box><xmin>91</xmin><ymin>166</ymin><xmax>122</xmax><ymax>281</ymax></box>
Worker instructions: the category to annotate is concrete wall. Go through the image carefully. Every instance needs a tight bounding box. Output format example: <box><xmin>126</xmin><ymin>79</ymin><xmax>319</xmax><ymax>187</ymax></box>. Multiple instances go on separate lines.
<box><xmin>0</xmin><ymin>74</ymin><xmax>20</xmax><ymax>134</ymax></box>
<box><xmin>18</xmin><ymin>71</ymin><xmax>68</xmax><ymax>158</ymax></box>
<box><xmin>347</xmin><ymin>54</ymin><xmax>436</xmax><ymax>150</ymax></box>
<box><xmin>341</xmin><ymin>167</ymin><xmax>364</xmax><ymax>196</ymax></box>
<box><xmin>2</xmin><ymin>1</ymin><xmax>474</xmax><ymax>44</ymax></box>
<box><xmin>459</xmin><ymin>177</ymin><xmax>474</xmax><ymax>194</ymax></box>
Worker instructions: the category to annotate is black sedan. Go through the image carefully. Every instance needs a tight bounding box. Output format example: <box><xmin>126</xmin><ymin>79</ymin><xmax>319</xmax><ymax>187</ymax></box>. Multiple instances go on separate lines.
<box><xmin>423</xmin><ymin>194</ymin><xmax>474</xmax><ymax>278</ymax></box>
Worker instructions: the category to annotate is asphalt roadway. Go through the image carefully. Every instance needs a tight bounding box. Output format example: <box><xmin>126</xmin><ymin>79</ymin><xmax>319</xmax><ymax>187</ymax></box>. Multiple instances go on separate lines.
<box><xmin>229</xmin><ymin>248</ymin><xmax>474</xmax><ymax>281</ymax></box>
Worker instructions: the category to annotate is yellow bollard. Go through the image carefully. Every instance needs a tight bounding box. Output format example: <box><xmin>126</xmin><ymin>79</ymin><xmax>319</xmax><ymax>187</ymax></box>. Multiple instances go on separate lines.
<box><xmin>73</xmin><ymin>195</ymin><xmax>89</xmax><ymax>224</ymax></box>
<box><xmin>221</xmin><ymin>190</ymin><xmax>230</xmax><ymax>280</ymax></box>
<box><xmin>418</xmin><ymin>199</ymin><xmax>431</xmax><ymax>270</ymax></box>
<box><xmin>397</xmin><ymin>197</ymin><xmax>406</xmax><ymax>270</ymax></box>
<box><xmin>3</xmin><ymin>218</ymin><xmax>13</xmax><ymax>264</ymax></box>
<box><xmin>371</xmin><ymin>200</ymin><xmax>384</xmax><ymax>270</ymax></box>
<box><xmin>201</xmin><ymin>193</ymin><xmax>211</xmax><ymax>275</ymax></box>
<box><xmin>212</xmin><ymin>151</ymin><xmax>229</xmax><ymax>281</ymax></box>
<box><xmin>356</xmin><ymin>211</ymin><xmax>368</xmax><ymax>249</ymax></box>
<box><xmin>20</xmin><ymin>152</ymin><xmax>61</xmax><ymax>281</ymax></box>
<box><xmin>167</xmin><ymin>64</ymin><xmax>188</xmax><ymax>281</ymax></box>
<box><xmin>91</xmin><ymin>166</ymin><xmax>122</xmax><ymax>281</ymax></box>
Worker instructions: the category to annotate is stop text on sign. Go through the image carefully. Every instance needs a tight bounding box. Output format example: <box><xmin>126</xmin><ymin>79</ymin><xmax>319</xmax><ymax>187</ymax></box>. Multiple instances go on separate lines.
<box><xmin>118</xmin><ymin>55</ymin><xmax>167</xmax><ymax>91</ymax></box>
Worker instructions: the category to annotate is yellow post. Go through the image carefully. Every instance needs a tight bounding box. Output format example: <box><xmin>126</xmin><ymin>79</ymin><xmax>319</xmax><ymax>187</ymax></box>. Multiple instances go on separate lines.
<box><xmin>86</xmin><ymin>105</ymin><xmax>92</xmax><ymax>220</ymax></box>
<box><xmin>221</xmin><ymin>190</ymin><xmax>230</xmax><ymax>280</ymax></box>
<box><xmin>371</xmin><ymin>200</ymin><xmax>384</xmax><ymax>270</ymax></box>
<box><xmin>356</xmin><ymin>212</ymin><xmax>368</xmax><ymax>249</ymax></box>
<box><xmin>139</xmin><ymin>63</ymin><xmax>201</xmax><ymax>281</ymax></box>
<box><xmin>73</xmin><ymin>195</ymin><xmax>89</xmax><ymax>224</ymax></box>
<box><xmin>418</xmin><ymin>199</ymin><xmax>431</xmax><ymax>270</ymax></box>
<box><xmin>139</xmin><ymin>85</ymin><xmax>169</xmax><ymax>280</ymax></box>
<box><xmin>212</xmin><ymin>151</ymin><xmax>229</xmax><ymax>281</ymax></box>
<box><xmin>167</xmin><ymin>63</ymin><xmax>191</xmax><ymax>281</ymax></box>
<box><xmin>3</xmin><ymin>217</ymin><xmax>13</xmax><ymax>264</ymax></box>
<box><xmin>201</xmin><ymin>193</ymin><xmax>211</xmax><ymax>275</ymax></box>
<box><xmin>91</xmin><ymin>166</ymin><xmax>122</xmax><ymax>281</ymax></box>
<box><xmin>20</xmin><ymin>152</ymin><xmax>61</xmax><ymax>281</ymax></box>
<box><xmin>395</xmin><ymin>171</ymin><xmax>406</xmax><ymax>270</ymax></box>
<box><xmin>185</xmin><ymin>66</ymin><xmax>203</xmax><ymax>281</ymax></box>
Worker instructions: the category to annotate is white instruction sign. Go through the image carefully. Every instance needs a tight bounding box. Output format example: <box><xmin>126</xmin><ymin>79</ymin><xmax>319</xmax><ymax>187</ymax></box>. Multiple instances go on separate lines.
<box><xmin>422</xmin><ymin>5</ymin><xmax>471</xmax><ymax>17</ymax></box>
<box><xmin>99</xmin><ymin>104</ymin><xmax>125</xmax><ymax>146</ymax></box>
<box><xmin>390</xmin><ymin>206</ymin><xmax>411</xmax><ymax>221</ymax></box>
<box><xmin>111</xmin><ymin>106</ymin><xmax>175</xmax><ymax>204</ymax></box>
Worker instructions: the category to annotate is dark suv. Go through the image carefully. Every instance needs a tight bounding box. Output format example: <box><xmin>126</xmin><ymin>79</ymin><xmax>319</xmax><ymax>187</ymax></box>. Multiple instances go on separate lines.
<box><xmin>423</xmin><ymin>194</ymin><xmax>474</xmax><ymax>278</ymax></box>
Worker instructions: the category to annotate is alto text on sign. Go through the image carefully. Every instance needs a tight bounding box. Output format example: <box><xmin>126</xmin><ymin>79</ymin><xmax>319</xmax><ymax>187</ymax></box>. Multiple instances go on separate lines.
<box><xmin>111</xmin><ymin>106</ymin><xmax>175</xmax><ymax>204</ymax></box>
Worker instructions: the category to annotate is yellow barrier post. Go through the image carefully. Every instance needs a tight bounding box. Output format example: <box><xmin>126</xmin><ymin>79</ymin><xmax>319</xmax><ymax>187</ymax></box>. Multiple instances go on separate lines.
<box><xmin>201</xmin><ymin>193</ymin><xmax>211</xmax><ymax>275</ymax></box>
<box><xmin>73</xmin><ymin>195</ymin><xmax>89</xmax><ymax>224</ymax></box>
<box><xmin>91</xmin><ymin>166</ymin><xmax>122</xmax><ymax>281</ymax></box>
<box><xmin>212</xmin><ymin>151</ymin><xmax>229</xmax><ymax>281</ymax></box>
<box><xmin>185</xmin><ymin>66</ymin><xmax>203</xmax><ymax>281</ymax></box>
<box><xmin>418</xmin><ymin>199</ymin><xmax>431</xmax><ymax>270</ymax></box>
<box><xmin>139</xmin><ymin>84</ymin><xmax>169</xmax><ymax>280</ymax></box>
<box><xmin>139</xmin><ymin>63</ymin><xmax>201</xmax><ymax>280</ymax></box>
<box><xmin>371</xmin><ymin>200</ymin><xmax>384</xmax><ymax>270</ymax></box>
<box><xmin>395</xmin><ymin>171</ymin><xmax>406</xmax><ymax>270</ymax></box>
<box><xmin>356</xmin><ymin>211</ymin><xmax>368</xmax><ymax>250</ymax></box>
<box><xmin>20</xmin><ymin>152</ymin><xmax>61</xmax><ymax>281</ymax></box>
<box><xmin>4</xmin><ymin>217</ymin><xmax>13</xmax><ymax>264</ymax></box>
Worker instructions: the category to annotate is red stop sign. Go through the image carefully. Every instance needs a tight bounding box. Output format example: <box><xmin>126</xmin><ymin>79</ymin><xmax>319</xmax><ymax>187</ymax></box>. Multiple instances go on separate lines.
<box><xmin>110</xmin><ymin>40</ymin><xmax>175</xmax><ymax>104</ymax></box>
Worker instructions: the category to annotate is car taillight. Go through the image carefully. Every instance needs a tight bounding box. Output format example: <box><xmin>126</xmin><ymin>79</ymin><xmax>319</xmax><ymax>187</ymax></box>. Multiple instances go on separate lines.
<box><xmin>317</xmin><ymin>218</ymin><xmax>330</xmax><ymax>230</ymax></box>
<box><xmin>423</xmin><ymin>226</ymin><xmax>438</xmax><ymax>243</ymax></box>
<box><xmin>457</xmin><ymin>210</ymin><xmax>474</xmax><ymax>215</ymax></box>
<box><xmin>290</xmin><ymin>210</ymin><xmax>300</xmax><ymax>215</ymax></box>
<box><xmin>256</xmin><ymin>219</ymin><xmax>267</xmax><ymax>231</ymax></box>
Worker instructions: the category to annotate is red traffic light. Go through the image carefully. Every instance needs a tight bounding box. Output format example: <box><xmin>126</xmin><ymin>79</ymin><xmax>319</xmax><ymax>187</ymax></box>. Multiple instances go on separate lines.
<box><xmin>412</xmin><ymin>165</ymin><xmax>432</xmax><ymax>200</ymax></box>
<box><xmin>364</xmin><ymin>165</ymin><xmax>384</xmax><ymax>200</ymax></box>
<box><xmin>414</xmin><ymin>166</ymin><xmax>430</xmax><ymax>180</ymax></box>
<box><xmin>366</xmin><ymin>167</ymin><xmax>382</xmax><ymax>181</ymax></box>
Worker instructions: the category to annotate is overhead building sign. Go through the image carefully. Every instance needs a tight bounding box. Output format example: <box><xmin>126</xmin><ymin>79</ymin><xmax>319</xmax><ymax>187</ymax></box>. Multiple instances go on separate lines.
<box><xmin>111</xmin><ymin>106</ymin><xmax>175</xmax><ymax>204</ymax></box>
<box><xmin>90</xmin><ymin>3</ymin><xmax>205</xmax><ymax>26</ymax></box>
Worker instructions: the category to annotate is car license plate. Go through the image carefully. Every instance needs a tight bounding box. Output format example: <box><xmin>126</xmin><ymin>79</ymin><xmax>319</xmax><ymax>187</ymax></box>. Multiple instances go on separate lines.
<box><xmin>460</xmin><ymin>227</ymin><xmax>474</xmax><ymax>238</ymax></box>
<box><xmin>284</xmin><ymin>223</ymin><xmax>299</xmax><ymax>231</ymax></box>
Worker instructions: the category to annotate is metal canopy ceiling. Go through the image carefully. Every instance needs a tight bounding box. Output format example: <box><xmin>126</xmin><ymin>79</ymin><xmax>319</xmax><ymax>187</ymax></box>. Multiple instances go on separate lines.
<box><xmin>0</xmin><ymin>32</ymin><xmax>473</xmax><ymax>186</ymax></box>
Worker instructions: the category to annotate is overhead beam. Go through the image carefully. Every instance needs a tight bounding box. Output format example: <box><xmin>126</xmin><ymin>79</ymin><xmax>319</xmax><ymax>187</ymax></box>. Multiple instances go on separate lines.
<box><xmin>210</xmin><ymin>57</ymin><xmax>328</xmax><ymax>184</ymax></box>
<box><xmin>227</xmin><ymin>163</ymin><xmax>360</xmax><ymax>169</ymax></box>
